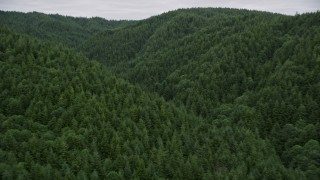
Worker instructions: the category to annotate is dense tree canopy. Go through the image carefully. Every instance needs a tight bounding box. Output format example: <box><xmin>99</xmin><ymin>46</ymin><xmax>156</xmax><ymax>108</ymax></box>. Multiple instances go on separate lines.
<box><xmin>0</xmin><ymin>11</ymin><xmax>135</xmax><ymax>47</ymax></box>
<box><xmin>0</xmin><ymin>8</ymin><xmax>320</xmax><ymax>179</ymax></box>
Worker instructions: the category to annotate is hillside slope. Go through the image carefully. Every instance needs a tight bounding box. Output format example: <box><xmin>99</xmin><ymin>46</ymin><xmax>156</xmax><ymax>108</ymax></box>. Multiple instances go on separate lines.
<box><xmin>82</xmin><ymin>8</ymin><xmax>320</xmax><ymax>178</ymax></box>
<box><xmin>0</xmin><ymin>26</ymin><xmax>306</xmax><ymax>179</ymax></box>
<box><xmin>1</xmin><ymin>8</ymin><xmax>320</xmax><ymax>179</ymax></box>
<box><xmin>0</xmin><ymin>11</ymin><xmax>135</xmax><ymax>47</ymax></box>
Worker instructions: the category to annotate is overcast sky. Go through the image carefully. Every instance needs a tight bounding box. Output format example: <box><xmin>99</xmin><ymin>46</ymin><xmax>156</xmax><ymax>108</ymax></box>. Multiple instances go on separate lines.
<box><xmin>1</xmin><ymin>0</ymin><xmax>319</xmax><ymax>20</ymax></box>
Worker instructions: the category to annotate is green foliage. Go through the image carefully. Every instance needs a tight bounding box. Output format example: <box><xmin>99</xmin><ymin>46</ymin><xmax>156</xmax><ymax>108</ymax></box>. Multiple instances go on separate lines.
<box><xmin>1</xmin><ymin>8</ymin><xmax>320</xmax><ymax>179</ymax></box>
<box><xmin>0</xmin><ymin>11</ymin><xmax>135</xmax><ymax>47</ymax></box>
<box><xmin>81</xmin><ymin>8</ymin><xmax>320</xmax><ymax>178</ymax></box>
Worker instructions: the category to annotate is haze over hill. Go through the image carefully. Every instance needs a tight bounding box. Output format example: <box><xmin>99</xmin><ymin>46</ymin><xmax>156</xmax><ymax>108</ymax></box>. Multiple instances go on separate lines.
<box><xmin>0</xmin><ymin>8</ymin><xmax>320</xmax><ymax>179</ymax></box>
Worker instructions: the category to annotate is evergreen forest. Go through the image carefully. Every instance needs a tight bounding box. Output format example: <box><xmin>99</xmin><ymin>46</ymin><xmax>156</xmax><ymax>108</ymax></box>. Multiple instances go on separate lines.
<box><xmin>0</xmin><ymin>8</ymin><xmax>320</xmax><ymax>179</ymax></box>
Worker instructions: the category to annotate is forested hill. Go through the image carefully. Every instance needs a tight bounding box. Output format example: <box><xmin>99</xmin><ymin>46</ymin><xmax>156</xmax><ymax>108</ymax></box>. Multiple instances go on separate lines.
<box><xmin>1</xmin><ymin>8</ymin><xmax>320</xmax><ymax>179</ymax></box>
<box><xmin>82</xmin><ymin>8</ymin><xmax>288</xmax><ymax>66</ymax></box>
<box><xmin>84</xmin><ymin>8</ymin><xmax>320</xmax><ymax>178</ymax></box>
<box><xmin>0</xmin><ymin>11</ymin><xmax>135</xmax><ymax>47</ymax></box>
<box><xmin>0</xmin><ymin>25</ymin><xmax>300</xmax><ymax>179</ymax></box>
